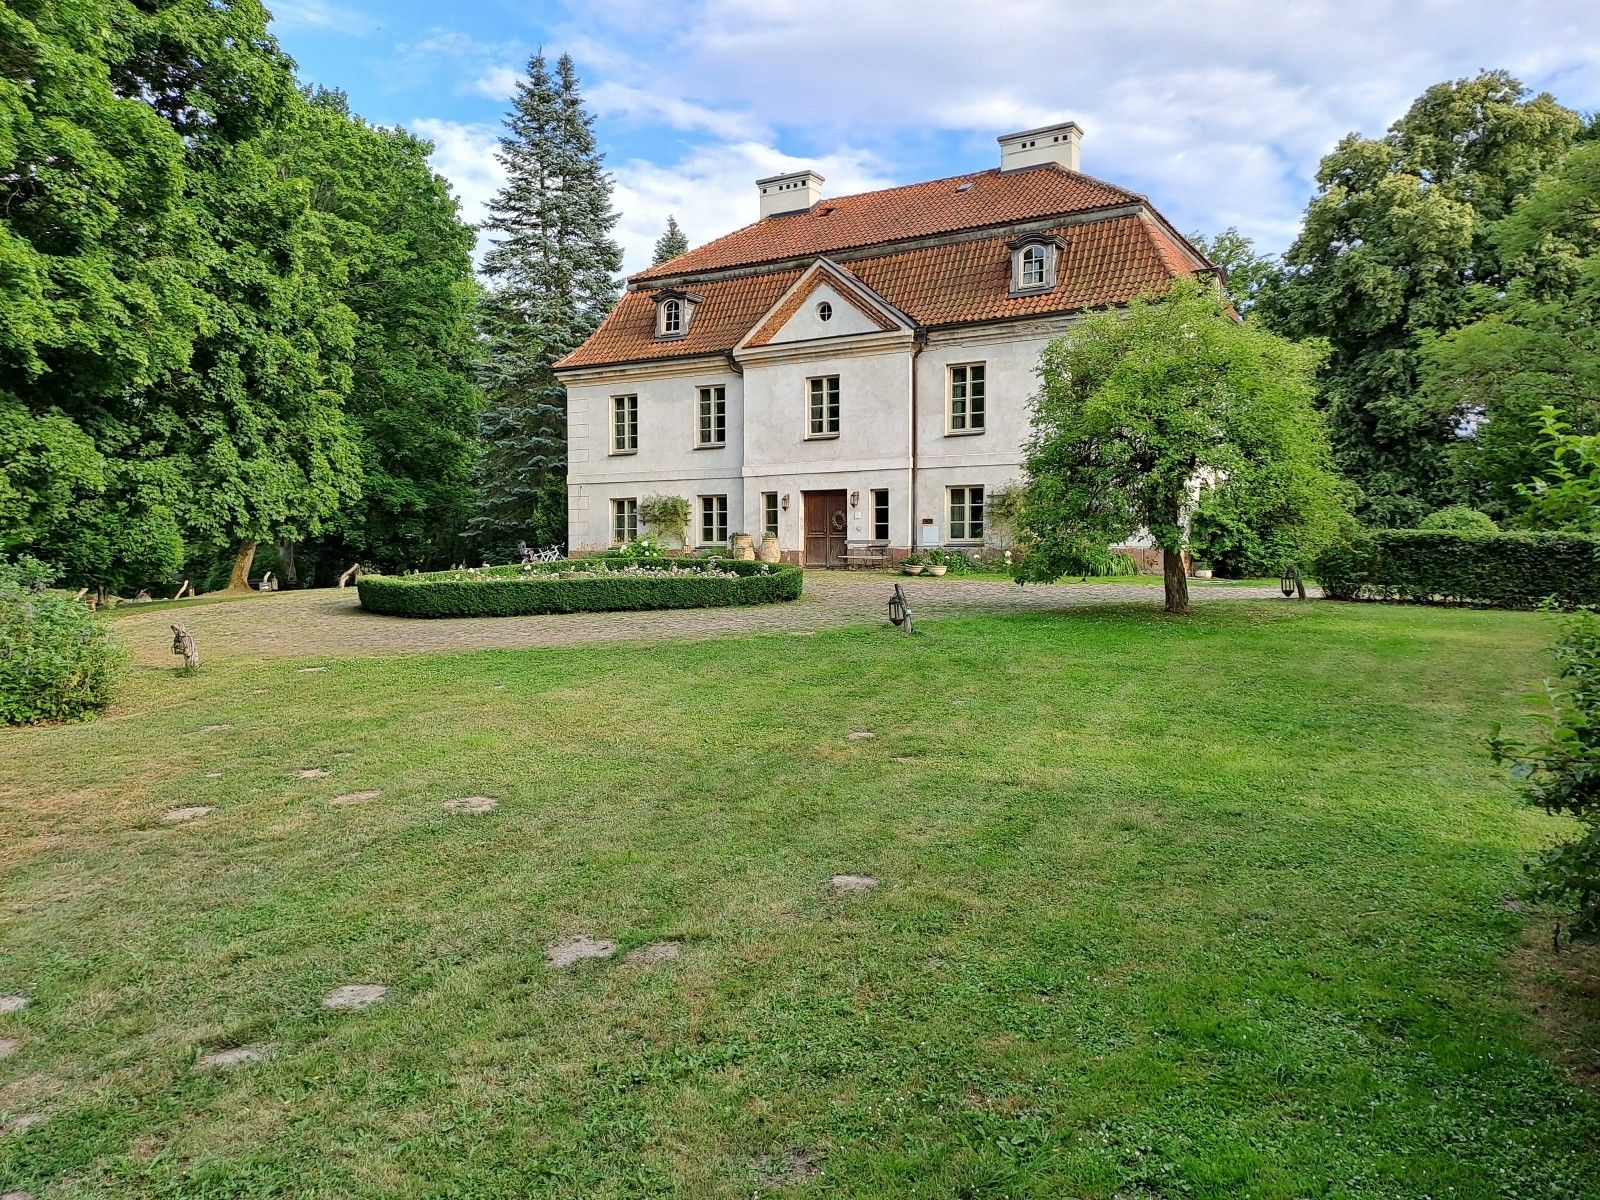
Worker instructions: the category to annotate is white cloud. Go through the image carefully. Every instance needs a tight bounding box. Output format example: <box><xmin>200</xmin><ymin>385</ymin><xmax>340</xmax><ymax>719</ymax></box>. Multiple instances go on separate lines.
<box><xmin>270</xmin><ymin>0</ymin><xmax>375</xmax><ymax>34</ymax></box>
<box><xmin>470</xmin><ymin>65</ymin><xmax>522</xmax><ymax>102</ymax></box>
<box><xmin>587</xmin><ymin>81</ymin><xmax>766</xmax><ymax>142</ymax></box>
<box><xmin>409</xmin><ymin>118</ymin><xmax>503</xmax><ymax>245</ymax></box>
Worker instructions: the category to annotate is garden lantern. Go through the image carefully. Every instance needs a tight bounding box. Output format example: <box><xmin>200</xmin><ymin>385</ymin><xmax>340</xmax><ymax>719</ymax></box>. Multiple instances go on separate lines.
<box><xmin>1281</xmin><ymin>564</ymin><xmax>1303</xmax><ymax>599</ymax></box>
<box><xmin>887</xmin><ymin>583</ymin><xmax>914</xmax><ymax>634</ymax></box>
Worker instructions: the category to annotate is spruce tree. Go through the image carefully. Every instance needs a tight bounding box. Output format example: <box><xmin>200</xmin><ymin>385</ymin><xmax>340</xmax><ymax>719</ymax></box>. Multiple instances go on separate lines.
<box><xmin>469</xmin><ymin>52</ymin><xmax>621</xmax><ymax>559</ymax></box>
<box><xmin>652</xmin><ymin>215</ymin><xmax>689</xmax><ymax>265</ymax></box>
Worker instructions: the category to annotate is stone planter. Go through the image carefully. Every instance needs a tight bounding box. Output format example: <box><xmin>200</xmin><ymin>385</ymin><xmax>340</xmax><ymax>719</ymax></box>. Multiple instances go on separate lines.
<box><xmin>756</xmin><ymin>533</ymin><xmax>781</xmax><ymax>564</ymax></box>
<box><xmin>729</xmin><ymin>533</ymin><xmax>756</xmax><ymax>561</ymax></box>
<box><xmin>902</xmin><ymin>563</ymin><xmax>925</xmax><ymax>575</ymax></box>
<box><xmin>1194</xmin><ymin>568</ymin><xmax>1214</xmax><ymax>580</ymax></box>
<box><xmin>925</xmin><ymin>564</ymin><xmax>948</xmax><ymax>576</ymax></box>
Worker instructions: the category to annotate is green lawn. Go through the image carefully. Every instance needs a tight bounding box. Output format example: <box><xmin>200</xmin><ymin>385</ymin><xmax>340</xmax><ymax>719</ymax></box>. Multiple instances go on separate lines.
<box><xmin>2</xmin><ymin>602</ymin><xmax>1596</xmax><ymax>1197</ymax></box>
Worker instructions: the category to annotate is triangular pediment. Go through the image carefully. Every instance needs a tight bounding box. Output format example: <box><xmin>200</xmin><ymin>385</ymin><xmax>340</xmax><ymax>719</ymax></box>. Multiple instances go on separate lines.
<box><xmin>737</xmin><ymin>258</ymin><xmax>912</xmax><ymax>351</ymax></box>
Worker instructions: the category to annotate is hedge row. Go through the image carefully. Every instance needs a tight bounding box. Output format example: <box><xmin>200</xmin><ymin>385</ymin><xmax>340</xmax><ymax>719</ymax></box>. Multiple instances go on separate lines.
<box><xmin>1314</xmin><ymin>530</ymin><xmax>1600</xmax><ymax>608</ymax></box>
<box><xmin>357</xmin><ymin>557</ymin><xmax>803</xmax><ymax>617</ymax></box>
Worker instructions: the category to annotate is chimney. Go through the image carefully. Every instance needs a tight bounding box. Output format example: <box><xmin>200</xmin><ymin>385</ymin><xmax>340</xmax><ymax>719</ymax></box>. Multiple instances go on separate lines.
<box><xmin>998</xmin><ymin>121</ymin><xmax>1083</xmax><ymax>173</ymax></box>
<box><xmin>756</xmin><ymin>169</ymin><xmax>824</xmax><ymax>219</ymax></box>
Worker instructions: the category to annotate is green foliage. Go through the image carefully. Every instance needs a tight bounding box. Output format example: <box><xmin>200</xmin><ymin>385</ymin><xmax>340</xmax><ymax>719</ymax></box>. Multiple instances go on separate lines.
<box><xmin>1490</xmin><ymin>609</ymin><xmax>1600</xmax><ymax>940</ymax></box>
<box><xmin>1518</xmin><ymin>407</ymin><xmax>1600</xmax><ymax>534</ymax></box>
<box><xmin>469</xmin><ymin>53</ymin><xmax>622</xmax><ymax>560</ymax></box>
<box><xmin>609</xmin><ymin>534</ymin><xmax>667</xmax><ymax>559</ymax></box>
<box><xmin>1315</xmin><ymin>529</ymin><xmax>1600</xmax><ymax>607</ymax></box>
<box><xmin>1015</xmin><ymin>278</ymin><xmax>1348</xmax><ymax>612</ymax></box>
<box><xmin>357</xmin><ymin>557</ymin><xmax>802</xmax><ymax>617</ymax></box>
<box><xmin>638</xmin><ymin>494</ymin><xmax>691</xmax><ymax>545</ymax></box>
<box><xmin>1261</xmin><ymin>71</ymin><xmax>1581</xmax><ymax>527</ymax></box>
<box><xmin>1419</xmin><ymin>505</ymin><xmax>1498</xmax><ymax>533</ymax></box>
<box><xmin>1423</xmin><ymin>141</ymin><xmax>1600</xmax><ymax>521</ymax></box>
<box><xmin>1187</xmin><ymin>227</ymin><xmax>1280</xmax><ymax>314</ymax></box>
<box><xmin>652</xmin><ymin>215</ymin><xmax>689</xmax><ymax>265</ymax></box>
<box><xmin>0</xmin><ymin>556</ymin><xmax>122</xmax><ymax>724</ymax></box>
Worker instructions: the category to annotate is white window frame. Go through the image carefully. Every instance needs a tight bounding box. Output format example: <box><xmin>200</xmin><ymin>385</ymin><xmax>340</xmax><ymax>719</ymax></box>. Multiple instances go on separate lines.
<box><xmin>658</xmin><ymin>297</ymin><xmax>684</xmax><ymax>338</ymax></box>
<box><xmin>699</xmin><ymin>494</ymin><xmax>729</xmax><ymax>545</ymax></box>
<box><xmin>696</xmin><ymin>385</ymin><xmax>726</xmax><ymax>448</ymax></box>
<box><xmin>611</xmin><ymin>394</ymin><xmax>638</xmax><ymax>455</ymax></box>
<box><xmin>807</xmin><ymin>375</ymin><xmax>840</xmax><ymax>439</ymax></box>
<box><xmin>948</xmin><ymin>485</ymin><xmax>985</xmax><ymax>543</ymax></box>
<box><xmin>947</xmin><ymin>362</ymin><xmax>986</xmax><ymax>434</ymax></box>
<box><xmin>1010</xmin><ymin>239</ymin><xmax>1058</xmax><ymax>295</ymax></box>
<box><xmin>611</xmin><ymin>497</ymin><xmax>638</xmax><ymax>545</ymax></box>
<box><xmin>762</xmin><ymin>491</ymin><xmax>780</xmax><ymax>538</ymax></box>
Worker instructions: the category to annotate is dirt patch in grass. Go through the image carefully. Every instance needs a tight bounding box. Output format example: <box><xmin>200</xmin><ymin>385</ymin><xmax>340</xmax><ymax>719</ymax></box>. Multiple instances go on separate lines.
<box><xmin>294</xmin><ymin>768</ymin><xmax>329</xmax><ymax>781</ymax></box>
<box><xmin>321</xmin><ymin>984</ymin><xmax>387</xmax><ymax>1011</ymax></box>
<box><xmin>624</xmin><ymin>941</ymin><xmax>682</xmax><ymax>965</ymax></box>
<box><xmin>1508</xmin><ymin>923</ymin><xmax>1600</xmax><ymax>1092</ymax></box>
<box><xmin>846</xmin><ymin>730</ymin><xmax>875</xmax><ymax>740</ymax></box>
<box><xmin>197</xmin><ymin>724</ymin><xmax>232</xmax><ymax>733</ymax></box>
<box><xmin>752</xmin><ymin>1147</ymin><xmax>821</xmax><ymax>1187</ymax></box>
<box><xmin>329</xmin><ymin>790</ymin><xmax>382</xmax><ymax>806</ymax></box>
<box><xmin>0</xmin><ymin>1112</ymin><xmax>45</xmax><ymax>1136</ymax></box>
<box><xmin>0</xmin><ymin>996</ymin><xmax>27</xmax><ymax>1015</ymax></box>
<box><xmin>443</xmin><ymin>795</ymin><xmax>497</xmax><ymax>815</ymax></box>
<box><xmin>162</xmin><ymin>806</ymin><xmax>213</xmax><ymax>823</ymax></box>
<box><xmin>195</xmin><ymin>1044</ymin><xmax>272</xmax><ymax>1070</ymax></box>
<box><xmin>829</xmin><ymin>874</ymin><xmax>878</xmax><ymax>894</ymax></box>
<box><xmin>0</xmin><ymin>1038</ymin><xmax>18</xmax><ymax>1058</ymax></box>
<box><xmin>546</xmin><ymin>936</ymin><xmax>616</xmax><ymax>968</ymax></box>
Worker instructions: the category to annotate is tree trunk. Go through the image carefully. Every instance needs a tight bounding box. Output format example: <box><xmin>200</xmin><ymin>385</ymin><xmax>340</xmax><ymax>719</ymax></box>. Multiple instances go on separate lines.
<box><xmin>278</xmin><ymin>539</ymin><xmax>297</xmax><ymax>586</ymax></box>
<box><xmin>226</xmin><ymin>540</ymin><xmax>258</xmax><ymax>592</ymax></box>
<box><xmin>1162</xmin><ymin>546</ymin><xmax>1190</xmax><ymax>616</ymax></box>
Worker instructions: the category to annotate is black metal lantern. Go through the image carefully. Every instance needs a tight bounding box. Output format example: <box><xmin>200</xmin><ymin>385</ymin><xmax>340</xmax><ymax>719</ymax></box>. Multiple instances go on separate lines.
<box><xmin>887</xmin><ymin>583</ymin><xmax>914</xmax><ymax>634</ymax></box>
<box><xmin>1281</xmin><ymin>564</ymin><xmax>1302</xmax><ymax>599</ymax></box>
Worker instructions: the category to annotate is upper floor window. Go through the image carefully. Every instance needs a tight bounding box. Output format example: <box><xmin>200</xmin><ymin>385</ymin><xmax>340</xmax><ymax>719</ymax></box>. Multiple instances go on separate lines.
<box><xmin>611</xmin><ymin>394</ymin><xmax>638</xmax><ymax>454</ymax></box>
<box><xmin>807</xmin><ymin>375</ymin><xmax>840</xmax><ymax>438</ymax></box>
<box><xmin>654</xmin><ymin>290</ymin><xmax>701</xmax><ymax>340</ymax></box>
<box><xmin>948</xmin><ymin>363</ymin><xmax>986</xmax><ymax>433</ymax></box>
<box><xmin>660</xmin><ymin>298</ymin><xmax>684</xmax><ymax>336</ymax></box>
<box><xmin>696</xmin><ymin>385</ymin><xmax>726</xmax><ymax>447</ymax></box>
<box><xmin>1009</xmin><ymin>235</ymin><xmax>1063</xmax><ymax>295</ymax></box>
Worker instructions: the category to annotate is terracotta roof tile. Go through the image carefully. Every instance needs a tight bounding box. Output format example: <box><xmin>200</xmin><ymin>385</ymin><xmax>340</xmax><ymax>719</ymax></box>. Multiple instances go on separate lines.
<box><xmin>632</xmin><ymin>165</ymin><xmax>1138</xmax><ymax>281</ymax></box>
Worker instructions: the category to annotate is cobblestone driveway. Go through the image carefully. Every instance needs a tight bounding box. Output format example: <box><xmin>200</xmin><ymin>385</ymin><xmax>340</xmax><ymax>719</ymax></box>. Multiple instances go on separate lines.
<box><xmin>112</xmin><ymin>573</ymin><xmax>1298</xmax><ymax>666</ymax></box>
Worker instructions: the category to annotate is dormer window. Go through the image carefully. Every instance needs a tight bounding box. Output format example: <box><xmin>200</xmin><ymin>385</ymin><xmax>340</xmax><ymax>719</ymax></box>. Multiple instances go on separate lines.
<box><xmin>654</xmin><ymin>289</ymin><xmax>702</xmax><ymax>340</ymax></box>
<box><xmin>1008</xmin><ymin>235</ymin><xmax>1066</xmax><ymax>296</ymax></box>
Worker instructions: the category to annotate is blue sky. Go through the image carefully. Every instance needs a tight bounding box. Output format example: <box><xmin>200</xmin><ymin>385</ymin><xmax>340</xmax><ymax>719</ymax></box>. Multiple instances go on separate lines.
<box><xmin>269</xmin><ymin>0</ymin><xmax>1600</xmax><ymax>274</ymax></box>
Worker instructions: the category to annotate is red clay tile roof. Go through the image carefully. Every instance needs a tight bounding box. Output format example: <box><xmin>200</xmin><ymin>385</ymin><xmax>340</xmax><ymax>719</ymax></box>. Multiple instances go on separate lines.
<box><xmin>632</xmin><ymin>165</ymin><xmax>1139</xmax><ymax>281</ymax></box>
<box><xmin>556</xmin><ymin>212</ymin><xmax>1207</xmax><ymax>371</ymax></box>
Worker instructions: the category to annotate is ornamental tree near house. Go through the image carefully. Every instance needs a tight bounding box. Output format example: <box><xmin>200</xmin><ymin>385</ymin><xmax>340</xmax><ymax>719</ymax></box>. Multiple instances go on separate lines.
<box><xmin>1012</xmin><ymin>278</ymin><xmax>1347</xmax><ymax>615</ymax></box>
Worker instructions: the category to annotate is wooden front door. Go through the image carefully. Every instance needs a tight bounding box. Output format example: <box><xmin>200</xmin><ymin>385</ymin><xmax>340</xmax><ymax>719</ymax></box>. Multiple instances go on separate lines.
<box><xmin>803</xmin><ymin>490</ymin><xmax>848</xmax><ymax>567</ymax></box>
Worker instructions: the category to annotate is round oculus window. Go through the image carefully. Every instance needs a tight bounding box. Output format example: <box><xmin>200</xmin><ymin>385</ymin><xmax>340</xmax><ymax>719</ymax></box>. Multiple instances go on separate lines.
<box><xmin>816</xmin><ymin>301</ymin><xmax>833</xmax><ymax>322</ymax></box>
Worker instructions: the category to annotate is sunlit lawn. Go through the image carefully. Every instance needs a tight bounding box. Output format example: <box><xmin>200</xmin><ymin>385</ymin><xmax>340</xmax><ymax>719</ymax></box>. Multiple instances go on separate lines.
<box><xmin>2</xmin><ymin>601</ymin><xmax>1596</xmax><ymax>1197</ymax></box>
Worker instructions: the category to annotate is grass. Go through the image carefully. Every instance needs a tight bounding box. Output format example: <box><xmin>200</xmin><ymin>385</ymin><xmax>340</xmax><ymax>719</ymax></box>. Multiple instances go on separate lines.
<box><xmin>2</xmin><ymin>601</ymin><xmax>1597</xmax><ymax>1197</ymax></box>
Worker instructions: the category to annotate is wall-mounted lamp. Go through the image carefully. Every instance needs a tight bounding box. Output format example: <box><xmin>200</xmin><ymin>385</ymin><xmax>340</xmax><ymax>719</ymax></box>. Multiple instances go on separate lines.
<box><xmin>849</xmin><ymin>490</ymin><xmax>860</xmax><ymax>508</ymax></box>
<box><xmin>780</xmin><ymin>493</ymin><xmax>790</xmax><ymax>511</ymax></box>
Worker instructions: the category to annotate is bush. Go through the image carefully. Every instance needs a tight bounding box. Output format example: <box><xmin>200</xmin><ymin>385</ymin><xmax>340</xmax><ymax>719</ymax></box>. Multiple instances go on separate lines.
<box><xmin>1490</xmin><ymin>609</ymin><xmax>1600</xmax><ymax>941</ymax></box>
<box><xmin>1418</xmin><ymin>505</ymin><xmax>1498</xmax><ymax>534</ymax></box>
<box><xmin>1315</xmin><ymin>529</ymin><xmax>1600</xmax><ymax>608</ymax></box>
<box><xmin>0</xmin><ymin>557</ymin><xmax>123</xmax><ymax>724</ymax></box>
<box><xmin>358</xmin><ymin>557</ymin><xmax>803</xmax><ymax>618</ymax></box>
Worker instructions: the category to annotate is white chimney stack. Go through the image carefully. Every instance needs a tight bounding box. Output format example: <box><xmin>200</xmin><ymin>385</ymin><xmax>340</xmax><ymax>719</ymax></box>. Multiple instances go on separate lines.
<box><xmin>757</xmin><ymin>169</ymin><xmax>825</xmax><ymax>219</ymax></box>
<box><xmin>998</xmin><ymin>121</ymin><xmax>1083</xmax><ymax>173</ymax></box>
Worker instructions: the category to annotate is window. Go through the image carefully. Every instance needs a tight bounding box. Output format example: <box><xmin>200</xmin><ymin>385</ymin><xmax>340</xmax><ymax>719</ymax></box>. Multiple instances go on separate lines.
<box><xmin>660</xmin><ymin>297</ymin><xmax>683</xmax><ymax>336</ymax></box>
<box><xmin>699</xmin><ymin>494</ymin><xmax>728</xmax><ymax>545</ymax></box>
<box><xmin>807</xmin><ymin>375</ymin><xmax>840</xmax><ymax>438</ymax></box>
<box><xmin>762</xmin><ymin>491</ymin><xmax>779</xmax><ymax>537</ymax></box>
<box><xmin>948</xmin><ymin>363</ymin><xmax>986</xmax><ymax>433</ymax></box>
<box><xmin>1009</xmin><ymin>236</ymin><xmax>1060</xmax><ymax>294</ymax></box>
<box><xmin>611</xmin><ymin>497</ymin><xmax>638</xmax><ymax>545</ymax></box>
<box><xmin>696</xmin><ymin>385</ymin><xmax>726</xmax><ymax>447</ymax></box>
<box><xmin>1020</xmin><ymin>244</ymin><xmax>1047</xmax><ymax>288</ymax></box>
<box><xmin>949</xmin><ymin>485</ymin><xmax>985</xmax><ymax>542</ymax></box>
<box><xmin>611</xmin><ymin>394</ymin><xmax>638</xmax><ymax>453</ymax></box>
<box><xmin>816</xmin><ymin>301</ymin><xmax>833</xmax><ymax>322</ymax></box>
<box><xmin>871</xmin><ymin>489</ymin><xmax>889</xmax><ymax>542</ymax></box>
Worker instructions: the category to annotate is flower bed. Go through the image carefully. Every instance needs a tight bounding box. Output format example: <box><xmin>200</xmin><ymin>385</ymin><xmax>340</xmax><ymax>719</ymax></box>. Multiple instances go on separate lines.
<box><xmin>356</xmin><ymin>557</ymin><xmax>803</xmax><ymax>618</ymax></box>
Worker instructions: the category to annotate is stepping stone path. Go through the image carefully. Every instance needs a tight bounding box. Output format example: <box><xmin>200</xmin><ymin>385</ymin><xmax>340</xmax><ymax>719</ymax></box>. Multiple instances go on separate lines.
<box><xmin>294</xmin><ymin>768</ymin><xmax>329</xmax><ymax>780</ymax></box>
<box><xmin>847</xmin><ymin>730</ymin><xmax>875</xmax><ymax>740</ymax></box>
<box><xmin>0</xmin><ymin>1038</ymin><xmax>19</xmax><ymax>1059</ymax></box>
<box><xmin>625</xmin><ymin>941</ymin><xmax>682</xmax><ymax>965</ymax></box>
<box><xmin>0</xmin><ymin>996</ymin><xmax>28</xmax><ymax>1015</ymax></box>
<box><xmin>198</xmin><ymin>724</ymin><xmax>233</xmax><ymax>733</ymax></box>
<box><xmin>322</xmin><ymin>983</ymin><xmax>387</xmax><ymax>1011</ymax></box>
<box><xmin>163</xmin><ymin>806</ymin><xmax>213</xmax><ymax>823</ymax></box>
<box><xmin>330</xmin><ymin>790</ymin><xmax>382</xmax><ymax>806</ymax></box>
<box><xmin>0</xmin><ymin>1112</ymin><xmax>45</xmax><ymax>1136</ymax></box>
<box><xmin>195</xmin><ymin>1044</ymin><xmax>272</xmax><ymax>1070</ymax></box>
<box><xmin>829</xmin><ymin>874</ymin><xmax>879</xmax><ymax>894</ymax></box>
<box><xmin>443</xmin><ymin>795</ymin><xmax>497</xmax><ymax>815</ymax></box>
<box><xmin>545</xmin><ymin>936</ymin><xmax>616</xmax><ymax>968</ymax></box>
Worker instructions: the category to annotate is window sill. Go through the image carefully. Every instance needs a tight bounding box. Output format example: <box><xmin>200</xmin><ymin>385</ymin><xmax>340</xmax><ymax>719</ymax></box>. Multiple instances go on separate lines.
<box><xmin>655</xmin><ymin>331</ymin><xmax>688</xmax><ymax>341</ymax></box>
<box><xmin>805</xmin><ymin>432</ymin><xmax>841</xmax><ymax>441</ymax></box>
<box><xmin>609</xmin><ymin>449</ymin><xmax>638</xmax><ymax>457</ymax></box>
<box><xmin>944</xmin><ymin>427</ymin><xmax>986</xmax><ymax>437</ymax></box>
<box><xmin>692</xmin><ymin>442</ymin><xmax>726</xmax><ymax>451</ymax></box>
<box><xmin>1007</xmin><ymin>285</ymin><xmax>1054</xmax><ymax>298</ymax></box>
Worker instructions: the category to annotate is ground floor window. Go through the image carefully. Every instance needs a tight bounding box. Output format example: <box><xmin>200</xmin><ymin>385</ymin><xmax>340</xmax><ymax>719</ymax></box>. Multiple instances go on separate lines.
<box><xmin>948</xmin><ymin>485</ymin><xmax>984</xmax><ymax>541</ymax></box>
<box><xmin>700</xmin><ymin>494</ymin><xmax>728</xmax><ymax>545</ymax></box>
<box><xmin>762</xmin><ymin>491</ymin><xmax>779</xmax><ymax>537</ymax></box>
<box><xmin>871</xmin><ymin>489</ymin><xmax>889</xmax><ymax>542</ymax></box>
<box><xmin>611</xmin><ymin>497</ymin><xmax>638</xmax><ymax>545</ymax></box>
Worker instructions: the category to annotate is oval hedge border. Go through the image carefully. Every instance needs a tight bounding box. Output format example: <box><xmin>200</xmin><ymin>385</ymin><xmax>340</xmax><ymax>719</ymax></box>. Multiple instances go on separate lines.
<box><xmin>357</xmin><ymin>556</ymin><xmax>804</xmax><ymax>618</ymax></box>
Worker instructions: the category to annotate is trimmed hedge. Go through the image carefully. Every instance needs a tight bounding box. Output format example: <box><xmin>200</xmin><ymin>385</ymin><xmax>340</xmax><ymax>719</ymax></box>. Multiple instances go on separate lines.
<box><xmin>357</xmin><ymin>557</ymin><xmax>803</xmax><ymax>617</ymax></box>
<box><xmin>1314</xmin><ymin>530</ymin><xmax>1600</xmax><ymax>608</ymax></box>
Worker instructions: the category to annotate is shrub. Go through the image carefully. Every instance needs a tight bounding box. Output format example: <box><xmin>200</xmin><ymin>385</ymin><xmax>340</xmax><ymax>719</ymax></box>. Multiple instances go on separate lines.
<box><xmin>358</xmin><ymin>557</ymin><xmax>803</xmax><ymax>618</ymax></box>
<box><xmin>1315</xmin><ymin>529</ymin><xmax>1600</xmax><ymax>608</ymax></box>
<box><xmin>638</xmin><ymin>494</ymin><xmax>690</xmax><ymax>545</ymax></box>
<box><xmin>1418</xmin><ymin>505</ymin><xmax>1498</xmax><ymax>534</ymax></box>
<box><xmin>1490</xmin><ymin>608</ymin><xmax>1600</xmax><ymax>941</ymax></box>
<box><xmin>0</xmin><ymin>557</ymin><xmax>124</xmax><ymax>724</ymax></box>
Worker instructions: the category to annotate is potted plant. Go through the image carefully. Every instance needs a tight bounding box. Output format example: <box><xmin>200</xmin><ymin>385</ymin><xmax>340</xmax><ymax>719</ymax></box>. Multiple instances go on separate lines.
<box><xmin>1192</xmin><ymin>557</ymin><xmax>1214</xmax><ymax>580</ymax></box>
<box><xmin>924</xmin><ymin>549</ymin><xmax>949</xmax><ymax>577</ymax></box>
<box><xmin>729</xmin><ymin>531</ymin><xmax>755</xmax><ymax>561</ymax></box>
<box><xmin>757</xmin><ymin>531</ymin><xmax>781</xmax><ymax>563</ymax></box>
<box><xmin>901</xmin><ymin>553</ymin><xmax>925</xmax><ymax>576</ymax></box>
